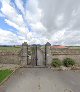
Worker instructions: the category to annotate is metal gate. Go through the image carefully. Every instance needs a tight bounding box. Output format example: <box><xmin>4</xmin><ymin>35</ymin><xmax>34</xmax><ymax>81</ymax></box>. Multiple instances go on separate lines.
<box><xmin>27</xmin><ymin>45</ymin><xmax>47</xmax><ymax>67</ymax></box>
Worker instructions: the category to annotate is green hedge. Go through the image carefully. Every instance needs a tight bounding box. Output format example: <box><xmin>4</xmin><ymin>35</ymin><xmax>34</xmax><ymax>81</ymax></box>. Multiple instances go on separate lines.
<box><xmin>51</xmin><ymin>58</ymin><xmax>62</xmax><ymax>67</ymax></box>
<box><xmin>63</xmin><ymin>58</ymin><xmax>75</xmax><ymax>67</ymax></box>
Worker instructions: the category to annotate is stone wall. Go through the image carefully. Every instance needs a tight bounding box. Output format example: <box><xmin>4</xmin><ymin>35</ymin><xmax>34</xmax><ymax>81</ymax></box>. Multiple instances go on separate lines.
<box><xmin>52</xmin><ymin>54</ymin><xmax>80</xmax><ymax>64</ymax></box>
<box><xmin>0</xmin><ymin>52</ymin><xmax>21</xmax><ymax>64</ymax></box>
<box><xmin>0</xmin><ymin>45</ymin><xmax>80</xmax><ymax>65</ymax></box>
<box><xmin>0</xmin><ymin>55</ymin><xmax>20</xmax><ymax>64</ymax></box>
<box><xmin>50</xmin><ymin>48</ymin><xmax>80</xmax><ymax>64</ymax></box>
<box><xmin>51</xmin><ymin>48</ymin><xmax>80</xmax><ymax>55</ymax></box>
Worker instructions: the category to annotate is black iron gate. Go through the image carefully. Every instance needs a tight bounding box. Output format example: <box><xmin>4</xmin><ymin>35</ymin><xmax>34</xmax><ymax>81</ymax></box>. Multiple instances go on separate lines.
<box><xmin>27</xmin><ymin>44</ymin><xmax>47</xmax><ymax>67</ymax></box>
<box><xmin>31</xmin><ymin>45</ymin><xmax>38</xmax><ymax>66</ymax></box>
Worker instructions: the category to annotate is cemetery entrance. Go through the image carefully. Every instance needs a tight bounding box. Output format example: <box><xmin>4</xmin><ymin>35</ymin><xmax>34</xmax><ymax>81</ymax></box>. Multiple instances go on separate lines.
<box><xmin>21</xmin><ymin>43</ymin><xmax>47</xmax><ymax>67</ymax></box>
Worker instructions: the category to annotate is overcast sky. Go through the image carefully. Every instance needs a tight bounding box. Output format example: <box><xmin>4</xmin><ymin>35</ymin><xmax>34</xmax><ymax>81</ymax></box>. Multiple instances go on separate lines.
<box><xmin>0</xmin><ymin>0</ymin><xmax>80</xmax><ymax>45</ymax></box>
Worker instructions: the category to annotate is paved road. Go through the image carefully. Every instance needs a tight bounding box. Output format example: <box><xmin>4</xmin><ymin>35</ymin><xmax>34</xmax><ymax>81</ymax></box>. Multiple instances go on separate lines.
<box><xmin>0</xmin><ymin>68</ymin><xmax>80</xmax><ymax>92</ymax></box>
<box><xmin>37</xmin><ymin>49</ymin><xmax>44</xmax><ymax>66</ymax></box>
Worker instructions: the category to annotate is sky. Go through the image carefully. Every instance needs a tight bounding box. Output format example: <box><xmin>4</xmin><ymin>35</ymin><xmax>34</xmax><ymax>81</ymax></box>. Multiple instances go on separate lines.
<box><xmin>0</xmin><ymin>0</ymin><xmax>80</xmax><ymax>45</ymax></box>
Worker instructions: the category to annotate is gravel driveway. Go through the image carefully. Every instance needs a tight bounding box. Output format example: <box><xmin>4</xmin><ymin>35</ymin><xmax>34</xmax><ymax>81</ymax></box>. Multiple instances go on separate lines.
<box><xmin>0</xmin><ymin>68</ymin><xmax>80</xmax><ymax>92</ymax></box>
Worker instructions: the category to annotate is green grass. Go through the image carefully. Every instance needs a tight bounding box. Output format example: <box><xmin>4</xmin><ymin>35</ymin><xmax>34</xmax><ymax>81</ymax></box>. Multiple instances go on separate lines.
<box><xmin>0</xmin><ymin>46</ymin><xmax>21</xmax><ymax>53</ymax></box>
<box><xmin>0</xmin><ymin>69</ymin><xmax>12</xmax><ymax>83</ymax></box>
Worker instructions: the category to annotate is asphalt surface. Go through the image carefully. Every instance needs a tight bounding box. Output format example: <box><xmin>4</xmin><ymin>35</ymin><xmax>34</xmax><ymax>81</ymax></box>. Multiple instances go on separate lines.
<box><xmin>0</xmin><ymin>68</ymin><xmax>80</xmax><ymax>92</ymax></box>
<box><xmin>37</xmin><ymin>49</ymin><xmax>44</xmax><ymax>66</ymax></box>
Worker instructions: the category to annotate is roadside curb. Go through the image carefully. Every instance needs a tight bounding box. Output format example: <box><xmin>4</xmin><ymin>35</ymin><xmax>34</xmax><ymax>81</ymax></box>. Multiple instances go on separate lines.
<box><xmin>0</xmin><ymin>67</ymin><xmax>20</xmax><ymax>86</ymax></box>
<box><xmin>50</xmin><ymin>66</ymin><xmax>80</xmax><ymax>71</ymax></box>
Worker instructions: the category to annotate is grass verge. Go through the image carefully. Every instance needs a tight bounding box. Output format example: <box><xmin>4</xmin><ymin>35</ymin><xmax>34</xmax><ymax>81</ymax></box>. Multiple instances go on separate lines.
<box><xmin>0</xmin><ymin>69</ymin><xmax>12</xmax><ymax>83</ymax></box>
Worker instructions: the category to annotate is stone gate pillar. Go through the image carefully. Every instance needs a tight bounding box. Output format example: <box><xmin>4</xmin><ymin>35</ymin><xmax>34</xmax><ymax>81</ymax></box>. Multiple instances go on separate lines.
<box><xmin>46</xmin><ymin>46</ymin><xmax>53</xmax><ymax>65</ymax></box>
<box><xmin>45</xmin><ymin>42</ymin><xmax>53</xmax><ymax>65</ymax></box>
<box><xmin>21</xmin><ymin>42</ymin><xmax>28</xmax><ymax>66</ymax></box>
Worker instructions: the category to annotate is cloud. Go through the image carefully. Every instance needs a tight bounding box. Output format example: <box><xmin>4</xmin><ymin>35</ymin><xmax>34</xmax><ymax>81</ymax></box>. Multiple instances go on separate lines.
<box><xmin>0</xmin><ymin>0</ymin><xmax>80</xmax><ymax>45</ymax></box>
<box><xmin>5</xmin><ymin>19</ymin><xmax>29</xmax><ymax>34</ymax></box>
<box><xmin>0</xmin><ymin>12</ymin><xmax>4</xmax><ymax>17</ymax></box>
<box><xmin>55</xmin><ymin>14</ymin><xmax>64</xmax><ymax>28</ymax></box>
<box><xmin>0</xmin><ymin>0</ymin><xmax>47</xmax><ymax>45</ymax></box>
<box><xmin>0</xmin><ymin>28</ymin><xmax>27</xmax><ymax>45</ymax></box>
<box><xmin>15</xmin><ymin>0</ymin><xmax>24</xmax><ymax>15</ymax></box>
<box><xmin>38</xmin><ymin>0</ymin><xmax>80</xmax><ymax>45</ymax></box>
<box><xmin>0</xmin><ymin>0</ymin><xmax>29</xmax><ymax>33</ymax></box>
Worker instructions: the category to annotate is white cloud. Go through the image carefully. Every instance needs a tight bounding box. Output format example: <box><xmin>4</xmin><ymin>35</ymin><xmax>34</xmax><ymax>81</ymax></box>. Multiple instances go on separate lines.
<box><xmin>0</xmin><ymin>0</ymin><xmax>80</xmax><ymax>45</ymax></box>
<box><xmin>0</xmin><ymin>28</ymin><xmax>27</xmax><ymax>45</ymax></box>
<box><xmin>15</xmin><ymin>0</ymin><xmax>24</xmax><ymax>15</ymax></box>
<box><xmin>5</xmin><ymin>19</ymin><xmax>29</xmax><ymax>34</ymax></box>
<box><xmin>1</xmin><ymin>0</ymin><xmax>17</xmax><ymax>19</ymax></box>
<box><xmin>30</xmin><ymin>22</ymin><xmax>47</xmax><ymax>34</ymax></box>
<box><xmin>26</xmin><ymin>0</ymin><xmax>43</xmax><ymax>24</ymax></box>
<box><xmin>5</xmin><ymin>19</ymin><xmax>20</xmax><ymax>30</ymax></box>
<box><xmin>0</xmin><ymin>12</ymin><xmax>4</xmax><ymax>17</ymax></box>
<box><xmin>1</xmin><ymin>0</ymin><xmax>28</xmax><ymax>33</ymax></box>
<box><xmin>0</xmin><ymin>0</ymin><xmax>46</xmax><ymax>44</ymax></box>
<box><xmin>55</xmin><ymin>14</ymin><xmax>64</xmax><ymax>28</ymax></box>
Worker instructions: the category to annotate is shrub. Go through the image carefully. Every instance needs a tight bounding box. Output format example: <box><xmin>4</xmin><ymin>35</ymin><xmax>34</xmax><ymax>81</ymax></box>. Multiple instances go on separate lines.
<box><xmin>51</xmin><ymin>58</ymin><xmax>62</xmax><ymax>67</ymax></box>
<box><xmin>63</xmin><ymin>58</ymin><xmax>75</xmax><ymax>67</ymax></box>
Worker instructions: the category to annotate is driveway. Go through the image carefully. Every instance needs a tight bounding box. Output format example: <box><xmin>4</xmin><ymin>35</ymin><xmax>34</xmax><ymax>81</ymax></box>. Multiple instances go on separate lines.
<box><xmin>0</xmin><ymin>68</ymin><xmax>80</xmax><ymax>92</ymax></box>
<box><xmin>37</xmin><ymin>49</ymin><xmax>44</xmax><ymax>66</ymax></box>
